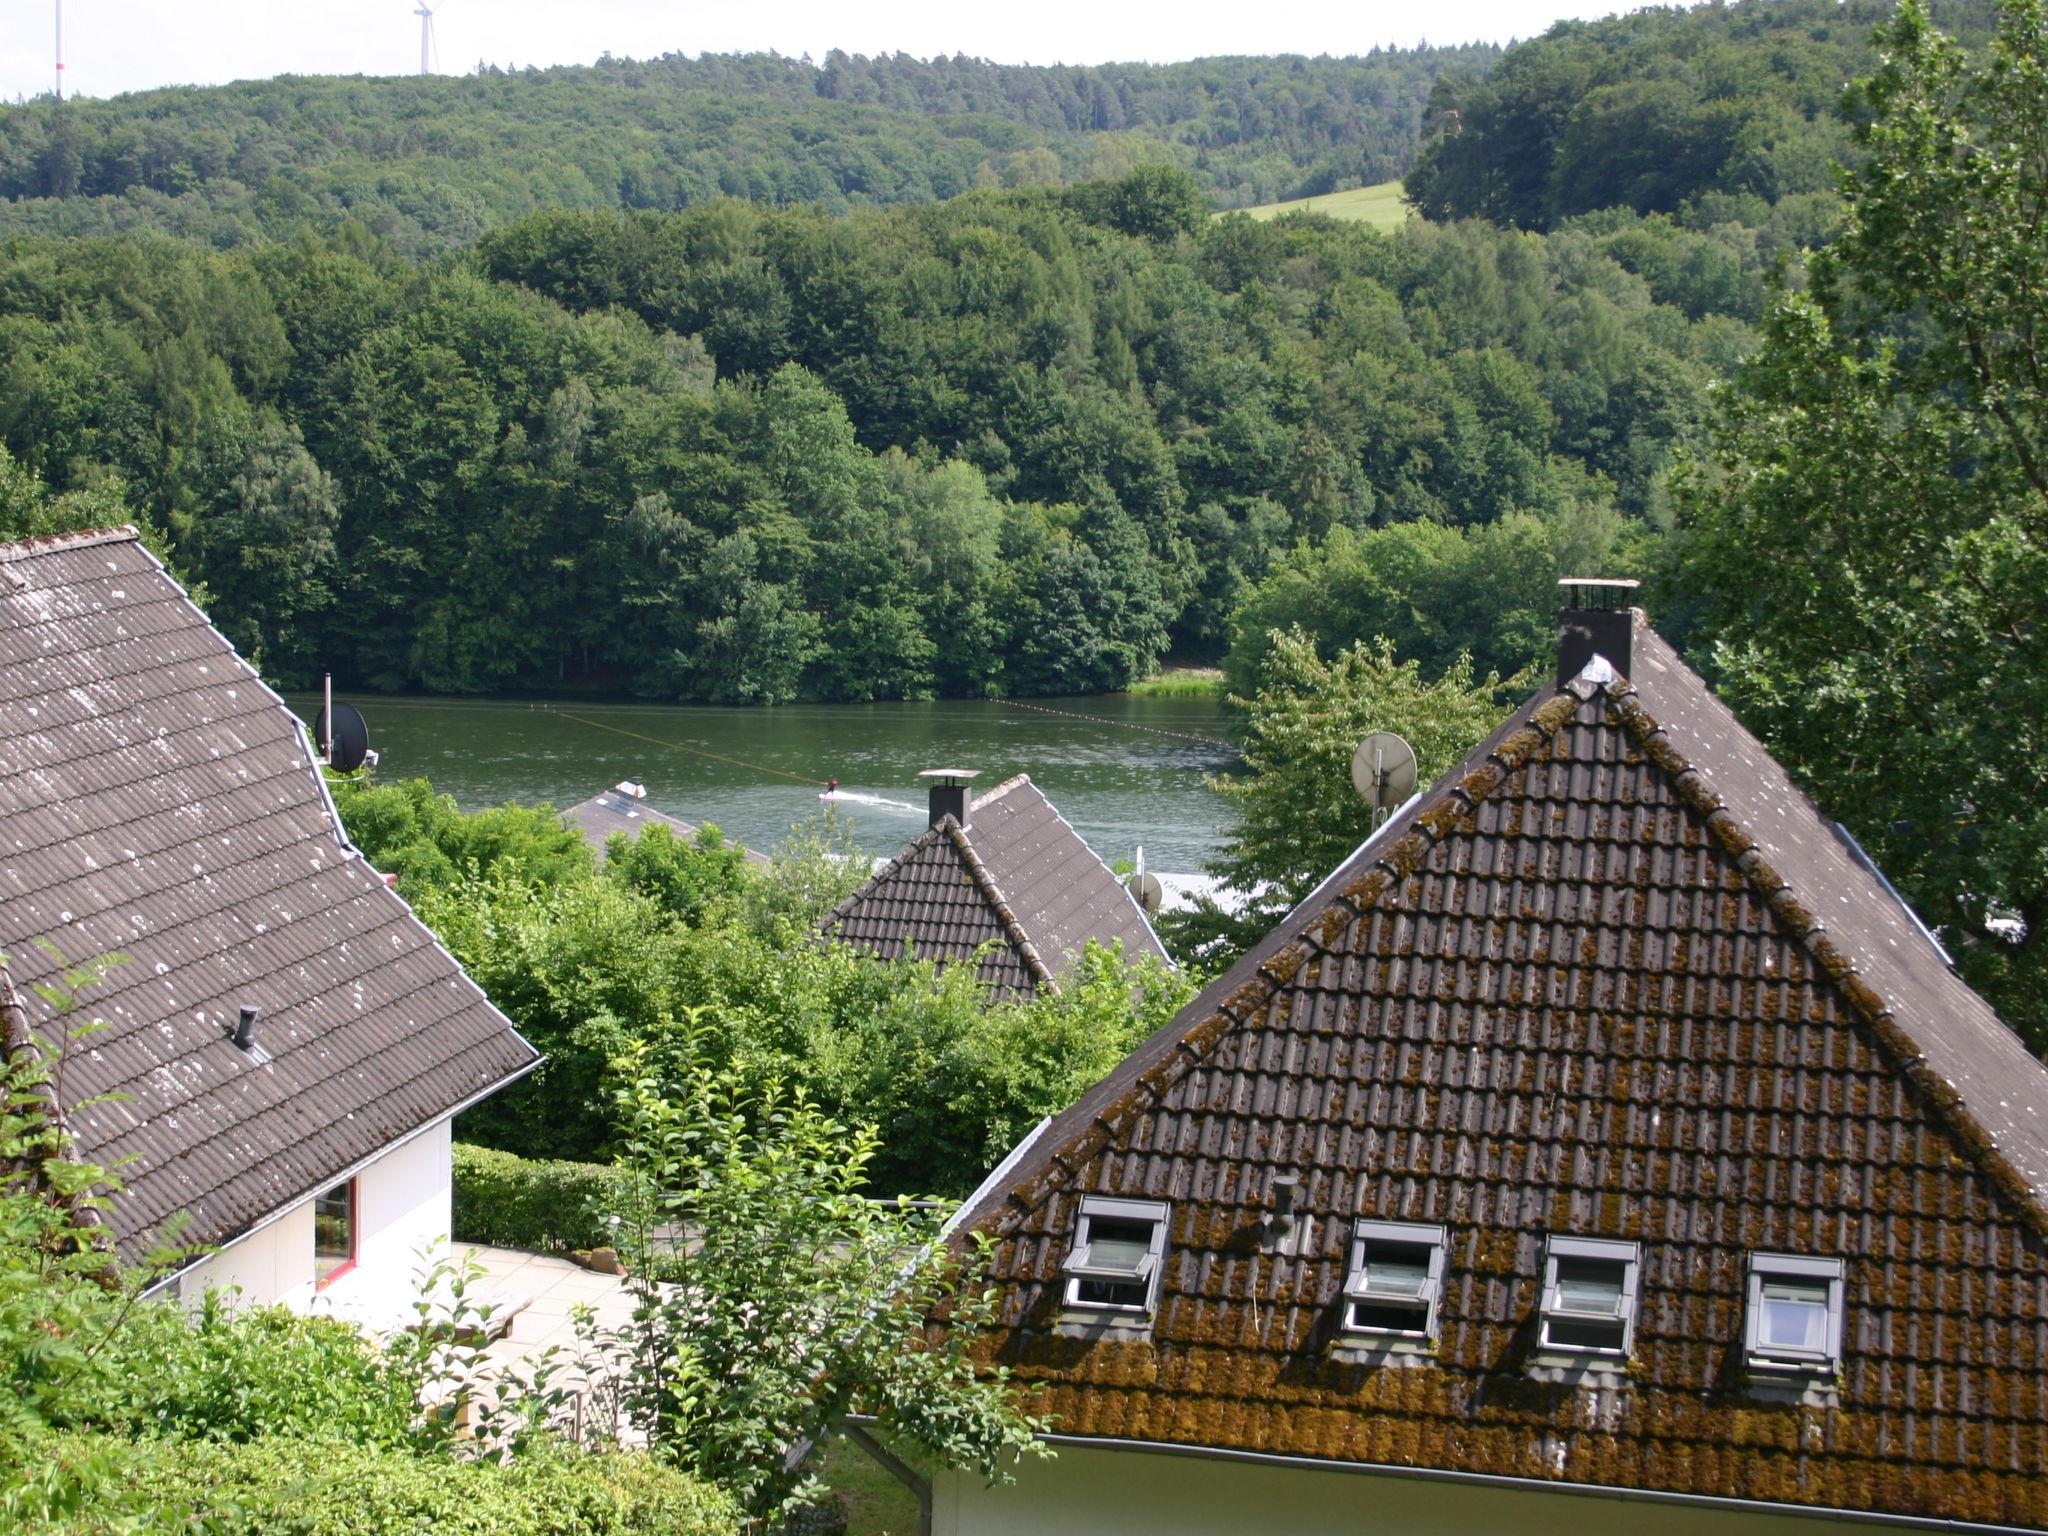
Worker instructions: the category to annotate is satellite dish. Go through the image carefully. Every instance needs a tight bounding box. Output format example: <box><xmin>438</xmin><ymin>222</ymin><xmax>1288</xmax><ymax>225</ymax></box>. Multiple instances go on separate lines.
<box><xmin>314</xmin><ymin>701</ymin><xmax>372</xmax><ymax>773</ymax></box>
<box><xmin>1127</xmin><ymin>871</ymin><xmax>1165</xmax><ymax>915</ymax></box>
<box><xmin>1350</xmin><ymin>731</ymin><xmax>1418</xmax><ymax>816</ymax></box>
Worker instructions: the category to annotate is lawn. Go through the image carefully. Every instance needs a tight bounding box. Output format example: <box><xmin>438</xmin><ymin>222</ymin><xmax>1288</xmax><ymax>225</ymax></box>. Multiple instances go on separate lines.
<box><xmin>1231</xmin><ymin>179</ymin><xmax>1409</xmax><ymax>230</ymax></box>
<box><xmin>812</xmin><ymin>1431</ymin><xmax>923</xmax><ymax>1536</ymax></box>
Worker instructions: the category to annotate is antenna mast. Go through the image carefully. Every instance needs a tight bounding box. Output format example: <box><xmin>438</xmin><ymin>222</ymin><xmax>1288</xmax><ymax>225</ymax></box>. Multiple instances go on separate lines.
<box><xmin>55</xmin><ymin>0</ymin><xmax>64</xmax><ymax>101</ymax></box>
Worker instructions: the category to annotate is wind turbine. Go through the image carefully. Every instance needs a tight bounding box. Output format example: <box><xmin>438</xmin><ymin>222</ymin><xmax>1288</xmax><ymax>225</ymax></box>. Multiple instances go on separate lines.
<box><xmin>413</xmin><ymin>2</ymin><xmax>439</xmax><ymax>76</ymax></box>
<box><xmin>54</xmin><ymin>0</ymin><xmax>65</xmax><ymax>101</ymax></box>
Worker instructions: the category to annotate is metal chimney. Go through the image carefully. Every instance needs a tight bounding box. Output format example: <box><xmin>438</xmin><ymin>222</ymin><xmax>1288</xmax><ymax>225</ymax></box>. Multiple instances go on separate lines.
<box><xmin>1556</xmin><ymin>578</ymin><xmax>1639</xmax><ymax>688</ymax></box>
<box><xmin>231</xmin><ymin>1005</ymin><xmax>261</xmax><ymax>1051</ymax></box>
<box><xmin>919</xmin><ymin>768</ymin><xmax>978</xmax><ymax>830</ymax></box>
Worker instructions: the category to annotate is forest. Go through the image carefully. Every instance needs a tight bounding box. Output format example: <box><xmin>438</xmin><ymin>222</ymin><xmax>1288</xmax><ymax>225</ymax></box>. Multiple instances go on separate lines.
<box><xmin>0</xmin><ymin>0</ymin><xmax>2038</xmax><ymax>1036</ymax></box>
<box><xmin>0</xmin><ymin>174</ymin><xmax>1740</xmax><ymax>699</ymax></box>
<box><xmin>0</xmin><ymin>48</ymin><xmax>1495</xmax><ymax>254</ymax></box>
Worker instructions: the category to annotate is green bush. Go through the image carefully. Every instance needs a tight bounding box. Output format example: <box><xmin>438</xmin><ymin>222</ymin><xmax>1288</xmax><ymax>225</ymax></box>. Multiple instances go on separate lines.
<box><xmin>15</xmin><ymin>1430</ymin><xmax>738</xmax><ymax>1536</ymax></box>
<box><xmin>452</xmin><ymin>1142</ymin><xmax>624</xmax><ymax>1254</ymax></box>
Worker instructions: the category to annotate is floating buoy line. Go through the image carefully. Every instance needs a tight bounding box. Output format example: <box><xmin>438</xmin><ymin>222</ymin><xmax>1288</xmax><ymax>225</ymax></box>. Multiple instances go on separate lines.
<box><xmin>992</xmin><ymin>697</ymin><xmax>1237</xmax><ymax>751</ymax></box>
<box><xmin>547</xmin><ymin>709</ymin><xmax>830</xmax><ymax>786</ymax></box>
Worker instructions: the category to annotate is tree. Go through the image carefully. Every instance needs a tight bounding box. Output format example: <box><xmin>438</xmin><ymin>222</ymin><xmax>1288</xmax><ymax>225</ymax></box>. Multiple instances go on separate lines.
<box><xmin>1673</xmin><ymin>0</ymin><xmax>2048</xmax><ymax>1045</ymax></box>
<box><xmin>1203</xmin><ymin>627</ymin><xmax>1520</xmax><ymax>936</ymax></box>
<box><xmin>591</xmin><ymin>1036</ymin><xmax>1045</xmax><ymax>1524</ymax></box>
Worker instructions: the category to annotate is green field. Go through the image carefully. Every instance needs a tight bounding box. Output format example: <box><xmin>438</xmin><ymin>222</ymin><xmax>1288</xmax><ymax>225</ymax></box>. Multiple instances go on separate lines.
<box><xmin>1233</xmin><ymin>179</ymin><xmax>1409</xmax><ymax>229</ymax></box>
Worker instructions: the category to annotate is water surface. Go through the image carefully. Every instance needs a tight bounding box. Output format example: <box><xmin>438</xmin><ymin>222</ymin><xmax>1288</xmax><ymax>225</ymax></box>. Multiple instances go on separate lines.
<box><xmin>285</xmin><ymin>692</ymin><xmax>1240</xmax><ymax>872</ymax></box>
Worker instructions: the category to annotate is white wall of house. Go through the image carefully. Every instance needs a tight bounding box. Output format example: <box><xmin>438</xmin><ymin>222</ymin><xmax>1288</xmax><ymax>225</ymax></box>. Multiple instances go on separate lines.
<box><xmin>177</xmin><ymin>1197</ymin><xmax>318</xmax><ymax>1309</ymax></box>
<box><xmin>936</xmin><ymin>1443</ymin><xmax>1868</xmax><ymax>1536</ymax></box>
<box><xmin>176</xmin><ymin>1116</ymin><xmax>454</xmax><ymax>1315</ymax></box>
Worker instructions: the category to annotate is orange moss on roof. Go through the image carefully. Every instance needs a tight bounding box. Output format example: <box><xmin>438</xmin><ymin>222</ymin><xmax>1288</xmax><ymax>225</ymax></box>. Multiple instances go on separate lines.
<box><xmin>954</xmin><ymin>662</ymin><xmax>2048</xmax><ymax>1529</ymax></box>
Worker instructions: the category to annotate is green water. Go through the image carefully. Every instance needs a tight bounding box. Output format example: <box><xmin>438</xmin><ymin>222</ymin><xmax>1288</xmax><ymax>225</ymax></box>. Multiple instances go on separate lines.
<box><xmin>285</xmin><ymin>692</ymin><xmax>1240</xmax><ymax>872</ymax></box>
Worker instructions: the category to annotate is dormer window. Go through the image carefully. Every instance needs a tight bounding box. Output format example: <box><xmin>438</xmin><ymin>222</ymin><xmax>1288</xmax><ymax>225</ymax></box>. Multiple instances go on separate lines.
<box><xmin>1064</xmin><ymin>1196</ymin><xmax>1169</xmax><ymax>1315</ymax></box>
<box><xmin>1540</xmin><ymin>1236</ymin><xmax>1640</xmax><ymax>1357</ymax></box>
<box><xmin>1745</xmin><ymin>1253</ymin><xmax>1845</xmax><ymax>1373</ymax></box>
<box><xmin>1342</xmin><ymin>1220</ymin><xmax>1446</xmax><ymax>1341</ymax></box>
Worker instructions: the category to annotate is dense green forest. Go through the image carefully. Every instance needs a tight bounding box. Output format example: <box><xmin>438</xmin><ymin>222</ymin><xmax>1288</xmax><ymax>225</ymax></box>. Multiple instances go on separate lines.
<box><xmin>0</xmin><ymin>172</ymin><xmax>1745</xmax><ymax>697</ymax></box>
<box><xmin>0</xmin><ymin>48</ymin><xmax>1494</xmax><ymax>254</ymax></box>
<box><xmin>1407</xmin><ymin>0</ymin><xmax>1994</xmax><ymax>229</ymax></box>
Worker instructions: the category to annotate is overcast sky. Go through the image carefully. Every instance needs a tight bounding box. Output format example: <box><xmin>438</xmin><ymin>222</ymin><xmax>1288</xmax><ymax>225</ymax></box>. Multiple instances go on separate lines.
<box><xmin>5</xmin><ymin>1</ymin><xmax>1632</xmax><ymax>102</ymax></box>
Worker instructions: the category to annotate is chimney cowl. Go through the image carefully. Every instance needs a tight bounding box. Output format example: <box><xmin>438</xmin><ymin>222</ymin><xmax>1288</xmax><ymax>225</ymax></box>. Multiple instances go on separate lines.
<box><xmin>1556</xmin><ymin>577</ymin><xmax>1639</xmax><ymax>689</ymax></box>
<box><xmin>231</xmin><ymin>1004</ymin><xmax>261</xmax><ymax>1051</ymax></box>
<box><xmin>919</xmin><ymin>768</ymin><xmax>979</xmax><ymax>830</ymax></box>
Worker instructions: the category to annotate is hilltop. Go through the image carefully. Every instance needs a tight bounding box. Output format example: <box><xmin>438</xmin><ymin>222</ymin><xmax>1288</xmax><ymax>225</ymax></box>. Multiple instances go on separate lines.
<box><xmin>0</xmin><ymin>48</ymin><xmax>1493</xmax><ymax>256</ymax></box>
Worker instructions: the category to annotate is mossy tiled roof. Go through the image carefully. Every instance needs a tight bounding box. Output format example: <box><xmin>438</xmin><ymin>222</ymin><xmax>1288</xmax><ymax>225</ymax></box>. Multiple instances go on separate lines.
<box><xmin>820</xmin><ymin>775</ymin><xmax>1168</xmax><ymax>1001</ymax></box>
<box><xmin>958</xmin><ymin>616</ymin><xmax>2048</xmax><ymax>1529</ymax></box>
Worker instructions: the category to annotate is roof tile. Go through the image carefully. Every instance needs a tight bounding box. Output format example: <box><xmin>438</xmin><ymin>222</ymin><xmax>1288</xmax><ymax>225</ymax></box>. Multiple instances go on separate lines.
<box><xmin>957</xmin><ymin>617</ymin><xmax>2048</xmax><ymax>1528</ymax></box>
<box><xmin>0</xmin><ymin>531</ymin><xmax>537</xmax><ymax>1262</ymax></box>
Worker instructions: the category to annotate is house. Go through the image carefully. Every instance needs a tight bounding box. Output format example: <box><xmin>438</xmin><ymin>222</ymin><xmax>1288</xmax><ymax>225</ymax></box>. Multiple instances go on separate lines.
<box><xmin>820</xmin><ymin>770</ymin><xmax>1170</xmax><ymax>1000</ymax></box>
<box><xmin>938</xmin><ymin>592</ymin><xmax>2048</xmax><ymax>1534</ymax></box>
<box><xmin>562</xmin><ymin>779</ymin><xmax>768</xmax><ymax>867</ymax></box>
<box><xmin>0</xmin><ymin>527</ymin><xmax>539</xmax><ymax>1313</ymax></box>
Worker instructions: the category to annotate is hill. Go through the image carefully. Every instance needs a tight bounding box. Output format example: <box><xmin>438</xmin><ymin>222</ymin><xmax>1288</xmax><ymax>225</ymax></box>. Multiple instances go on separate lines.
<box><xmin>1406</xmin><ymin>0</ymin><xmax>1998</xmax><ymax>230</ymax></box>
<box><xmin>1235</xmin><ymin>178</ymin><xmax>1408</xmax><ymax>228</ymax></box>
<box><xmin>0</xmin><ymin>48</ymin><xmax>1494</xmax><ymax>256</ymax></box>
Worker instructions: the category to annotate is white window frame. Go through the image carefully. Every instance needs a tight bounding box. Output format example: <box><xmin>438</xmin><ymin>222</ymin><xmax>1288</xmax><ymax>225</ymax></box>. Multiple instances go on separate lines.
<box><xmin>1539</xmin><ymin>1235</ymin><xmax>1640</xmax><ymax>1358</ymax></box>
<box><xmin>1744</xmin><ymin>1252</ymin><xmax>1845</xmax><ymax>1373</ymax></box>
<box><xmin>1341</xmin><ymin>1220</ymin><xmax>1446</xmax><ymax>1342</ymax></box>
<box><xmin>1063</xmin><ymin>1196</ymin><xmax>1170</xmax><ymax>1316</ymax></box>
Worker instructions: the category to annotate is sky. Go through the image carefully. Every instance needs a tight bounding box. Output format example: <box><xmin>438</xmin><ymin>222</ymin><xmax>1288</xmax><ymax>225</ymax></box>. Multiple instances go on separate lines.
<box><xmin>4</xmin><ymin>0</ymin><xmax>1632</xmax><ymax>103</ymax></box>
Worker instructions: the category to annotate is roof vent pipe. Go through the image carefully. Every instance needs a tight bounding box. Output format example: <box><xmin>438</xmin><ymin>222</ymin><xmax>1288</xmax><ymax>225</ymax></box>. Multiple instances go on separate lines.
<box><xmin>1556</xmin><ymin>577</ymin><xmax>1639</xmax><ymax>688</ymax></box>
<box><xmin>232</xmin><ymin>1005</ymin><xmax>260</xmax><ymax>1051</ymax></box>
<box><xmin>919</xmin><ymin>768</ymin><xmax>979</xmax><ymax>830</ymax></box>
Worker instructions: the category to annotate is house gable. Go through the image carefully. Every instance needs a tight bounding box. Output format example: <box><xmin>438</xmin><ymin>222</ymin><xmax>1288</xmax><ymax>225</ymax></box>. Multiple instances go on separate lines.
<box><xmin>960</xmin><ymin>644</ymin><xmax>2048</xmax><ymax>1528</ymax></box>
<box><xmin>822</xmin><ymin>775</ymin><xmax>1169</xmax><ymax>1001</ymax></box>
<box><xmin>0</xmin><ymin>528</ymin><xmax>538</xmax><ymax>1263</ymax></box>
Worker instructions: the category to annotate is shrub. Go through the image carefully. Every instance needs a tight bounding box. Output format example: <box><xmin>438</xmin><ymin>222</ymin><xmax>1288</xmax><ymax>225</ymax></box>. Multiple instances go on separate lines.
<box><xmin>15</xmin><ymin>1429</ymin><xmax>739</xmax><ymax>1536</ymax></box>
<box><xmin>452</xmin><ymin>1142</ymin><xmax>624</xmax><ymax>1254</ymax></box>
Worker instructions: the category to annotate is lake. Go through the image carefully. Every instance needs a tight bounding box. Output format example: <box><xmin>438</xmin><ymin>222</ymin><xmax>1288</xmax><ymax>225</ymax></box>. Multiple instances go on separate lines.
<box><xmin>284</xmin><ymin>691</ymin><xmax>1241</xmax><ymax>873</ymax></box>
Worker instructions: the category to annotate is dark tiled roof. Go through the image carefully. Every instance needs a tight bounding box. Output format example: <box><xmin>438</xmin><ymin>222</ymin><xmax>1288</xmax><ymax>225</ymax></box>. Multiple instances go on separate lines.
<box><xmin>957</xmin><ymin>614</ymin><xmax>2048</xmax><ymax>1530</ymax></box>
<box><xmin>820</xmin><ymin>775</ymin><xmax>1170</xmax><ymax>1001</ymax></box>
<box><xmin>0</xmin><ymin>528</ymin><xmax>538</xmax><ymax>1263</ymax></box>
<box><xmin>562</xmin><ymin>787</ymin><xmax>768</xmax><ymax>867</ymax></box>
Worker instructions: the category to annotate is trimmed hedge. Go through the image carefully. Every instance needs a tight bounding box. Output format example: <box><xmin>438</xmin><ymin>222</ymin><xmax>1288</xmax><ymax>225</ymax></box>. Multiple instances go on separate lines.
<box><xmin>452</xmin><ymin>1142</ymin><xmax>624</xmax><ymax>1255</ymax></box>
<box><xmin>21</xmin><ymin>1430</ymin><xmax>739</xmax><ymax>1536</ymax></box>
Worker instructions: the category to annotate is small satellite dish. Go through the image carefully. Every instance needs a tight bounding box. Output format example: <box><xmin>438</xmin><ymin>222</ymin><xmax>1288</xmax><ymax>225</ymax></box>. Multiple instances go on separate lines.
<box><xmin>1350</xmin><ymin>731</ymin><xmax>1418</xmax><ymax>816</ymax></box>
<box><xmin>1127</xmin><ymin>871</ymin><xmax>1165</xmax><ymax>914</ymax></box>
<box><xmin>315</xmin><ymin>702</ymin><xmax>372</xmax><ymax>774</ymax></box>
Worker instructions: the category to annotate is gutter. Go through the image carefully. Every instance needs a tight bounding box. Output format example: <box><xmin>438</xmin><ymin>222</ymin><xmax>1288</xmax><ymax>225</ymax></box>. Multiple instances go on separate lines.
<box><xmin>141</xmin><ymin>1054</ymin><xmax>545</xmax><ymax>1299</ymax></box>
<box><xmin>1027</xmin><ymin>1432</ymin><xmax>2048</xmax><ymax>1536</ymax></box>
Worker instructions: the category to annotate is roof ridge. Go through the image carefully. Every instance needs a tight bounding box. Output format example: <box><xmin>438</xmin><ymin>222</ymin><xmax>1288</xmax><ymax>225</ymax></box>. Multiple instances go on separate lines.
<box><xmin>0</xmin><ymin>525</ymin><xmax>140</xmax><ymax>564</ymax></box>
<box><xmin>941</xmin><ymin>815</ymin><xmax>1056</xmax><ymax>995</ymax></box>
<box><xmin>1600</xmin><ymin>676</ymin><xmax>2048</xmax><ymax>1239</ymax></box>
<box><xmin>966</xmin><ymin>688</ymin><xmax>1584</xmax><ymax>1239</ymax></box>
<box><xmin>970</xmin><ymin>772</ymin><xmax>1032</xmax><ymax>810</ymax></box>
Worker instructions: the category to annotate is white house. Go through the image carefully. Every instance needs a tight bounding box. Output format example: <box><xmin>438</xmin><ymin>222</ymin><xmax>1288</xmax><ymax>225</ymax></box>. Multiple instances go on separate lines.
<box><xmin>939</xmin><ymin>593</ymin><xmax>2048</xmax><ymax>1534</ymax></box>
<box><xmin>0</xmin><ymin>526</ymin><xmax>538</xmax><ymax>1315</ymax></box>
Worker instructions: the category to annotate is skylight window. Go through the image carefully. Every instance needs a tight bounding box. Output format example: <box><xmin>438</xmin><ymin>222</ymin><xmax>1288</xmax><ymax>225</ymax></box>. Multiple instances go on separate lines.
<box><xmin>1342</xmin><ymin>1220</ymin><xmax>1446</xmax><ymax>1341</ymax></box>
<box><xmin>1064</xmin><ymin>1196</ymin><xmax>1169</xmax><ymax>1315</ymax></box>
<box><xmin>1745</xmin><ymin>1253</ymin><xmax>1845</xmax><ymax>1373</ymax></box>
<box><xmin>1539</xmin><ymin>1236</ymin><xmax>1640</xmax><ymax>1357</ymax></box>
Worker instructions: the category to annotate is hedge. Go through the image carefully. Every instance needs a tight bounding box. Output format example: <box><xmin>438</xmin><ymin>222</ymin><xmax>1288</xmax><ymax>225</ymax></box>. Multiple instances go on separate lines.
<box><xmin>451</xmin><ymin>1142</ymin><xmax>624</xmax><ymax>1255</ymax></box>
<box><xmin>19</xmin><ymin>1430</ymin><xmax>739</xmax><ymax>1536</ymax></box>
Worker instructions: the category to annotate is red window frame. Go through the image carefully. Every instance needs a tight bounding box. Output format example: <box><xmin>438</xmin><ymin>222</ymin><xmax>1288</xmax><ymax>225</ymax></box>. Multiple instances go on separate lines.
<box><xmin>313</xmin><ymin>1178</ymin><xmax>356</xmax><ymax>1290</ymax></box>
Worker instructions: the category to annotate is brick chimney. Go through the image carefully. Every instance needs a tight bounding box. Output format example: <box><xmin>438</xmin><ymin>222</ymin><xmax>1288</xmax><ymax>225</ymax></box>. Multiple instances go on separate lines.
<box><xmin>1556</xmin><ymin>578</ymin><xmax>1638</xmax><ymax>688</ymax></box>
<box><xmin>919</xmin><ymin>768</ymin><xmax>978</xmax><ymax>830</ymax></box>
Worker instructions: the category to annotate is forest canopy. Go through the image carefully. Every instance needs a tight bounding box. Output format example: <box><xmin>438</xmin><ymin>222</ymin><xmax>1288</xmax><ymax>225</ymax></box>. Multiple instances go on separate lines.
<box><xmin>0</xmin><ymin>170</ymin><xmax>1752</xmax><ymax>699</ymax></box>
<box><xmin>0</xmin><ymin>47</ymin><xmax>1495</xmax><ymax>255</ymax></box>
